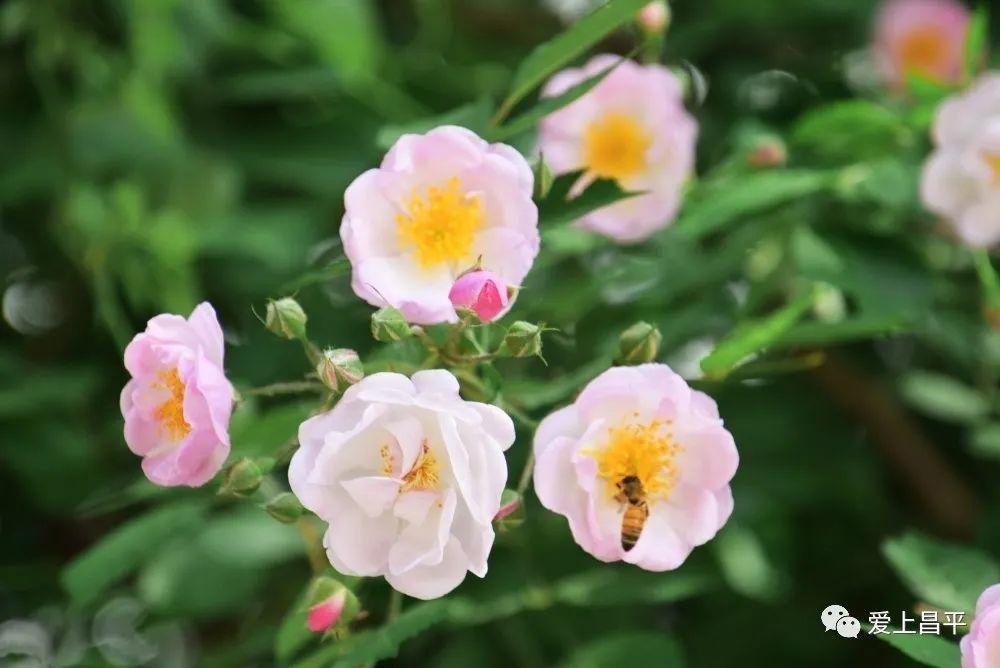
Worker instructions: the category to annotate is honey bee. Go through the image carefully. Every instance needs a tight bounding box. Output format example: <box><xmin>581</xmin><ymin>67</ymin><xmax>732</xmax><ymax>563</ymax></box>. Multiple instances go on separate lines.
<box><xmin>614</xmin><ymin>475</ymin><xmax>649</xmax><ymax>552</ymax></box>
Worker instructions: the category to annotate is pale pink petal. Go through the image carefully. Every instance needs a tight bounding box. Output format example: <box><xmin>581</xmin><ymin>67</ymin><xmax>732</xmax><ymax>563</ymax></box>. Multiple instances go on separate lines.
<box><xmin>323</xmin><ymin>509</ymin><xmax>398</xmax><ymax>577</ymax></box>
<box><xmin>622</xmin><ymin>505</ymin><xmax>693</xmax><ymax>571</ymax></box>
<box><xmin>385</xmin><ymin>537</ymin><xmax>469</xmax><ymax>600</ymax></box>
<box><xmin>342</xmin><ymin>476</ymin><xmax>404</xmax><ymax>518</ymax></box>
<box><xmin>388</xmin><ymin>488</ymin><xmax>457</xmax><ymax>574</ymax></box>
<box><xmin>186</xmin><ymin>302</ymin><xmax>225</xmax><ymax>368</ymax></box>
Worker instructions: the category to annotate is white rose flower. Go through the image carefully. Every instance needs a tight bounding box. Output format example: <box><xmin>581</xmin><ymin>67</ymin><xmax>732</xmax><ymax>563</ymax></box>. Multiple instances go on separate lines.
<box><xmin>921</xmin><ymin>73</ymin><xmax>1000</xmax><ymax>247</ymax></box>
<box><xmin>288</xmin><ymin>370</ymin><xmax>514</xmax><ymax>599</ymax></box>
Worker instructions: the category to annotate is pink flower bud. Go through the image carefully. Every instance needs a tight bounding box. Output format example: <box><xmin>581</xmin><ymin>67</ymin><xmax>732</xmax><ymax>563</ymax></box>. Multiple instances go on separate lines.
<box><xmin>637</xmin><ymin>2</ymin><xmax>670</xmax><ymax>33</ymax></box>
<box><xmin>448</xmin><ymin>271</ymin><xmax>510</xmax><ymax>322</ymax></box>
<box><xmin>307</xmin><ymin>590</ymin><xmax>347</xmax><ymax>633</ymax></box>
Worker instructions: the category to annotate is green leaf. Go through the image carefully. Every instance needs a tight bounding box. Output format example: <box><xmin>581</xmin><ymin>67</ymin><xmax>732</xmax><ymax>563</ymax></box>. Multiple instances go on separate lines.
<box><xmin>61</xmin><ymin>501</ymin><xmax>207</xmax><ymax>607</ymax></box>
<box><xmin>714</xmin><ymin>525</ymin><xmax>783</xmax><ymax>601</ymax></box>
<box><xmin>558</xmin><ymin>632</ymin><xmax>684</xmax><ymax>668</ymax></box>
<box><xmin>970</xmin><ymin>422</ymin><xmax>1000</xmax><ymax>459</ymax></box>
<box><xmin>792</xmin><ymin>100</ymin><xmax>907</xmax><ymax>161</ymax></box>
<box><xmin>376</xmin><ymin>99</ymin><xmax>492</xmax><ymax>151</ymax></box>
<box><xmin>268</xmin><ymin>0</ymin><xmax>380</xmax><ymax>83</ymax></box>
<box><xmin>280</xmin><ymin>257</ymin><xmax>351</xmax><ymax>293</ymax></box>
<box><xmin>877</xmin><ymin>632</ymin><xmax>961</xmax><ymax>668</ymax></box>
<box><xmin>790</xmin><ymin>226</ymin><xmax>843</xmax><ymax>276</ymax></box>
<box><xmin>775</xmin><ymin>313</ymin><xmax>911</xmax><ymax>347</ymax></box>
<box><xmin>700</xmin><ymin>288</ymin><xmax>818</xmax><ymax>379</ymax></box>
<box><xmin>195</xmin><ymin>509</ymin><xmax>301</xmax><ymax>568</ymax></box>
<box><xmin>676</xmin><ymin>170</ymin><xmax>836</xmax><ymax>240</ymax></box>
<box><xmin>905</xmin><ymin>72</ymin><xmax>955</xmax><ymax>106</ymax></box>
<box><xmin>899</xmin><ymin>371</ymin><xmax>990</xmax><ymax>424</ymax></box>
<box><xmin>490</xmin><ymin>56</ymin><xmax>624</xmax><ymax>141</ymax></box>
<box><xmin>964</xmin><ymin>5</ymin><xmax>989</xmax><ymax>80</ymax></box>
<box><xmin>538</xmin><ymin>171</ymin><xmax>640</xmax><ymax>227</ymax></box>
<box><xmin>229</xmin><ymin>401</ymin><xmax>314</xmax><ymax>459</ymax></box>
<box><xmin>275</xmin><ymin>581</ymin><xmax>319</xmax><ymax>665</ymax></box>
<box><xmin>882</xmin><ymin>532</ymin><xmax>998</xmax><ymax>614</ymax></box>
<box><xmin>503</xmin><ymin>356</ymin><xmax>611</xmax><ymax>409</ymax></box>
<box><xmin>494</xmin><ymin>0</ymin><xmax>650</xmax><ymax>122</ymax></box>
<box><xmin>549</xmin><ymin>567</ymin><xmax>713</xmax><ymax>607</ymax></box>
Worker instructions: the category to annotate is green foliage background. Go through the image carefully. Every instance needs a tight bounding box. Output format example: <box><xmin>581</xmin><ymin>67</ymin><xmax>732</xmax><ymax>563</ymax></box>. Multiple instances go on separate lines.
<box><xmin>1</xmin><ymin>0</ymin><xmax>999</xmax><ymax>666</ymax></box>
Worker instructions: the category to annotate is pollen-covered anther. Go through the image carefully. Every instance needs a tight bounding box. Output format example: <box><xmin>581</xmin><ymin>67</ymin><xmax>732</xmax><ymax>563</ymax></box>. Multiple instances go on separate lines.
<box><xmin>379</xmin><ymin>443</ymin><xmax>395</xmax><ymax>476</ymax></box>
<box><xmin>396</xmin><ymin>177</ymin><xmax>484</xmax><ymax>268</ymax></box>
<box><xmin>583</xmin><ymin>112</ymin><xmax>652</xmax><ymax>182</ymax></box>
<box><xmin>592</xmin><ymin>420</ymin><xmax>682</xmax><ymax>503</ymax></box>
<box><xmin>153</xmin><ymin>368</ymin><xmax>191</xmax><ymax>441</ymax></box>
<box><xmin>401</xmin><ymin>440</ymin><xmax>441</xmax><ymax>492</ymax></box>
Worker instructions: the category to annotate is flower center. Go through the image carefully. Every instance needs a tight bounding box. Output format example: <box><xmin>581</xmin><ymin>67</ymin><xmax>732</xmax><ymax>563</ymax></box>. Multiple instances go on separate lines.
<box><xmin>592</xmin><ymin>419</ymin><xmax>681</xmax><ymax>503</ymax></box>
<box><xmin>583</xmin><ymin>112</ymin><xmax>652</xmax><ymax>182</ymax></box>
<box><xmin>153</xmin><ymin>368</ymin><xmax>190</xmax><ymax>441</ymax></box>
<box><xmin>897</xmin><ymin>26</ymin><xmax>948</xmax><ymax>79</ymax></box>
<box><xmin>400</xmin><ymin>440</ymin><xmax>441</xmax><ymax>492</ymax></box>
<box><xmin>396</xmin><ymin>177</ymin><xmax>484</xmax><ymax>269</ymax></box>
<box><xmin>984</xmin><ymin>152</ymin><xmax>1000</xmax><ymax>185</ymax></box>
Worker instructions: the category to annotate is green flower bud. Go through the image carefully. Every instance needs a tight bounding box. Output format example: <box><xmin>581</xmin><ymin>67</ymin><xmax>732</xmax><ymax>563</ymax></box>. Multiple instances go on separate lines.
<box><xmin>265</xmin><ymin>492</ymin><xmax>304</xmax><ymax>523</ymax></box>
<box><xmin>316</xmin><ymin>348</ymin><xmax>364</xmax><ymax>392</ymax></box>
<box><xmin>371</xmin><ymin>306</ymin><xmax>412</xmax><ymax>342</ymax></box>
<box><xmin>499</xmin><ymin>321</ymin><xmax>542</xmax><ymax>358</ymax></box>
<box><xmin>219</xmin><ymin>457</ymin><xmax>264</xmax><ymax>498</ymax></box>
<box><xmin>617</xmin><ymin>321</ymin><xmax>662</xmax><ymax>365</ymax></box>
<box><xmin>265</xmin><ymin>297</ymin><xmax>308</xmax><ymax>340</ymax></box>
<box><xmin>534</xmin><ymin>156</ymin><xmax>555</xmax><ymax>200</ymax></box>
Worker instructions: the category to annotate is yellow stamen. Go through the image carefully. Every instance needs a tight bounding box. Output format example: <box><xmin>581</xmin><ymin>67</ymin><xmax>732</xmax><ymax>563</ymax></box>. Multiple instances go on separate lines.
<box><xmin>396</xmin><ymin>177</ymin><xmax>484</xmax><ymax>268</ymax></box>
<box><xmin>590</xmin><ymin>418</ymin><xmax>681</xmax><ymax>503</ymax></box>
<box><xmin>401</xmin><ymin>440</ymin><xmax>441</xmax><ymax>492</ymax></box>
<box><xmin>153</xmin><ymin>368</ymin><xmax>190</xmax><ymax>441</ymax></box>
<box><xmin>583</xmin><ymin>112</ymin><xmax>652</xmax><ymax>182</ymax></box>
<box><xmin>898</xmin><ymin>26</ymin><xmax>948</xmax><ymax>80</ymax></box>
<box><xmin>379</xmin><ymin>443</ymin><xmax>395</xmax><ymax>476</ymax></box>
<box><xmin>984</xmin><ymin>152</ymin><xmax>1000</xmax><ymax>186</ymax></box>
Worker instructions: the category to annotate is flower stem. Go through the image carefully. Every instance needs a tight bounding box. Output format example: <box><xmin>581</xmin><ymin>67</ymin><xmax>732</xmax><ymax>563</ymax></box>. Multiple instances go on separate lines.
<box><xmin>515</xmin><ymin>450</ymin><xmax>535</xmax><ymax>497</ymax></box>
<box><xmin>387</xmin><ymin>588</ymin><xmax>403</xmax><ymax>622</ymax></box>
<box><xmin>243</xmin><ymin>381</ymin><xmax>326</xmax><ymax>397</ymax></box>
<box><xmin>974</xmin><ymin>249</ymin><xmax>1000</xmax><ymax>309</ymax></box>
<box><xmin>296</xmin><ymin>517</ymin><xmax>327</xmax><ymax>573</ymax></box>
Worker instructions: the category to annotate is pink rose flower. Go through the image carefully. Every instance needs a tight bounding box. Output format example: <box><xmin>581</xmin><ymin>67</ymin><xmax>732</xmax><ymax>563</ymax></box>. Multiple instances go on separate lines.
<box><xmin>120</xmin><ymin>302</ymin><xmax>234</xmax><ymax>487</ymax></box>
<box><xmin>288</xmin><ymin>370</ymin><xmax>515</xmax><ymax>599</ymax></box>
<box><xmin>538</xmin><ymin>55</ymin><xmax>698</xmax><ymax>243</ymax></box>
<box><xmin>448</xmin><ymin>270</ymin><xmax>510</xmax><ymax>322</ymax></box>
<box><xmin>533</xmin><ymin>364</ymin><xmax>737</xmax><ymax>570</ymax></box>
<box><xmin>961</xmin><ymin>584</ymin><xmax>1000</xmax><ymax>667</ymax></box>
<box><xmin>921</xmin><ymin>73</ymin><xmax>1000</xmax><ymax>247</ymax></box>
<box><xmin>307</xmin><ymin>590</ymin><xmax>347</xmax><ymax>633</ymax></box>
<box><xmin>340</xmin><ymin>126</ymin><xmax>539</xmax><ymax>325</ymax></box>
<box><xmin>873</xmin><ymin>0</ymin><xmax>970</xmax><ymax>89</ymax></box>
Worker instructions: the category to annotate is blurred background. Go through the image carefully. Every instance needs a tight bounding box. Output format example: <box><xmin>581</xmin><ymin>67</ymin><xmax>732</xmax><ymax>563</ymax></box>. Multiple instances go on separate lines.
<box><xmin>2</xmin><ymin>0</ymin><xmax>999</xmax><ymax>666</ymax></box>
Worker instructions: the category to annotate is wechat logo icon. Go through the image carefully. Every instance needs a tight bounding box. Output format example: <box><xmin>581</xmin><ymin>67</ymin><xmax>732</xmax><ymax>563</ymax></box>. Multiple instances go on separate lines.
<box><xmin>822</xmin><ymin>604</ymin><xmax>860</xmax><ymax>638</ymax></box>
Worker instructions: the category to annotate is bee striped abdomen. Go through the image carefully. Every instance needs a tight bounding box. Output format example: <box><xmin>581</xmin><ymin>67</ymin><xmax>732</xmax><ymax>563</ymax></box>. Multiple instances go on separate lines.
<box><xmin>620</xmin><ymin>500</ymin><xmax>649</xmax><ymax>552</ymax></box>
